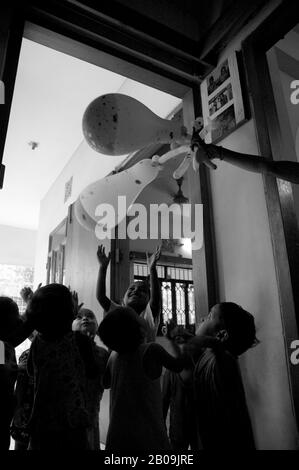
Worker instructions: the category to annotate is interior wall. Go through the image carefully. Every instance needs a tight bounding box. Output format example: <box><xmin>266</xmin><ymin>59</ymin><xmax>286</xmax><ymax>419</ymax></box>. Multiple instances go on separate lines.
<box><xmin>0</xmin><ymin>224</ymin><xmax>36</xmax><ymax>266</ymax></box>
<box><xmin>206</xmin><ymin>1</ymin><xmax>298</xmax><ymax>449</ymax></box>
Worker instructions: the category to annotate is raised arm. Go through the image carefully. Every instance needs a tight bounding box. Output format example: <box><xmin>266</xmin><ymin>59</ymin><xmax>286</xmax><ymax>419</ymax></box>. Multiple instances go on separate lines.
<box><xmin>146</xmin><ymin>245</ymin><xmax>162</xmax><ymax>321</ymax></box>
<box><xmin>96</xmin><ymin>245</ymin><xmax>111</xmax><ymax>312</ymax></box>
<box><xmin>143</xmin><ymin>336</ymin><xmax>221</xmax><ymax>380</ymax></box>
<box><xmin>197</xmin><ymin>143</ymin><xmax>299</xmax><ymax>184</ymax></box>
<box><xmin>143</xmin><ymin>343</ymin><xmax>188</xmax><ymax>380</ymax></box>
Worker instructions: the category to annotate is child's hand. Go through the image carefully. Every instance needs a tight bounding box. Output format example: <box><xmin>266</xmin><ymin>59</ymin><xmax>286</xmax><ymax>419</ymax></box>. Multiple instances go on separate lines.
<box><xmin>24</xmin><ymin>283</ymin><xmax>42</xmax><ymax>303</ymax></box>
<box><xmin>146</xmin><ymin>245</ymin><xmax>161</xmax><ymax>271</ymax></box>
<box><xmin>71</xmin><ymin>290</ymin><xmax>84</xmax><ymax>316</ymax></box>
<box><xmin>20</xmin><ymin>287</ymin><xmax>34</xmax><ymax>303</ymax></box>
<box><xmin>97</xmin><ymin>245</ymin><xmax>111</xmax><ymax>269</ymax></box>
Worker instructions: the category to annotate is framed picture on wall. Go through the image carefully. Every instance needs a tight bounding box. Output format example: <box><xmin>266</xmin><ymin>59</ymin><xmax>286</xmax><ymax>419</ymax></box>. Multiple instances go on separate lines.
<box><xmin>200</xmin><ymin>52</ymin><xmax>249</xmax><ymax>143</ymax></box>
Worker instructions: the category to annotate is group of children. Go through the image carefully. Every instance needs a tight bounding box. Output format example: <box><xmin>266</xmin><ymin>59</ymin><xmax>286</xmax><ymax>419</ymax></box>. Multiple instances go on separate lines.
<box><xmin>0</xmin><ymin>244</ymin><xmax>258</xmax><ymax>451</ymax></box>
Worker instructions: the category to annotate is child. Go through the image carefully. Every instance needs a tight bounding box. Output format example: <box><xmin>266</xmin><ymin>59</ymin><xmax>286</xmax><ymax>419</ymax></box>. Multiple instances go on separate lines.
<box><xmin>96</xmin><ymin>244</ymin><xmax>161</xmax><ymax>342</ymax></box>
<box><xmin>0</xmin><ymin>297</ymin><xmax>19</xmax><ymax>450</ymax></box>
<box><xmin>162</xmin><ymin>326</ymin><xmax>198</xmax><ymax>451</ymax></box>
<box><xmin>72</xmin><ymin>306</ymin><xmax>109</xmax><ymax>449</ymax></box>
<box><xmin>11</xmin><ymin>284</ymin><xmax>39</xmax><ymax>449</ymax></box>
<box><xmin>25</xmin><ymin>284</ymin><xmax>98</xmax><ymax>450</ymax></box>
<box><xmin>193</xmin><ymin>302</ymin><xmax>258</xmax><ymax>449</ymax></box>
<box><xmin>10</xmin><ymin>331</ymin><xmax>36</xmax><ymax>450</ymax></box>
<box><xmin>98</xmin><ymin>306</ymin><xmax>217</xmax><ymax>452</ymax></box>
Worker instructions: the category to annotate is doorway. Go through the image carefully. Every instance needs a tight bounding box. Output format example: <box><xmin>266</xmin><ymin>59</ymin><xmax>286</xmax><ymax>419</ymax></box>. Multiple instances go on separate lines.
<box><xmin>0</xmin><ymin>10</ymin><xmax>218</xmax><ymax>449</ymax></box>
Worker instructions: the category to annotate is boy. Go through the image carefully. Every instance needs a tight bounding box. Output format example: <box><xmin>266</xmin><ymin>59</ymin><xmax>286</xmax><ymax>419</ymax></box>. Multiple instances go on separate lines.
<box><xmin>193</xmin><ymin>302</ymin><xmax>258</xmax><ymax>449</ymax></box>
<box><xmin>96</xmin><ymin>244</ymin><xmax>161</xmax><ymax>342</ymax></box>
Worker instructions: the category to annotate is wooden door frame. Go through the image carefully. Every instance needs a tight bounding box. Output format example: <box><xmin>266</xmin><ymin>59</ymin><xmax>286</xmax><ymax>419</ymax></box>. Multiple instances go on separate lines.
<box><xmin>242</xmin><ymin>1</ymin><xmax>299</xmax><ymax>428</ymax></box>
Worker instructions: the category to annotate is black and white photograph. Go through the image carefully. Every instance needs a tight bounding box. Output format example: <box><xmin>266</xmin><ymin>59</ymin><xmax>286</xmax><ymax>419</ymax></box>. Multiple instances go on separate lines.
<box><xmin>207</xmin><ymin>59</ymin><xmax>230</xmax><ymax>96</ymax></box>
<box><xmin>209</xmin><ymin>104</ymin><xmax>236</xmax><ymax>142</ymax></box>
<box><xmin>200</xmin><ymin>51</ymin><xmax>248</xmax><ymax>143</ymax></box>
<box><xmin>208</xmin><ymin>83</ymin><xmax>233</xmax><ymax>117</ymax></box>
<box><xmin>0</xmin><ymin>0</ymin><xmax>299</xmax><ymax>459</ymax></box>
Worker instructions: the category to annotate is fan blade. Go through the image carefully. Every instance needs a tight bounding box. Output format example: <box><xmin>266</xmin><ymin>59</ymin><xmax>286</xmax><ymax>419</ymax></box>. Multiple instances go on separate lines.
<box><xmin>173</xmin><ymin>154</ymin><xmax>192</xmax><ymax>179</ymax></box>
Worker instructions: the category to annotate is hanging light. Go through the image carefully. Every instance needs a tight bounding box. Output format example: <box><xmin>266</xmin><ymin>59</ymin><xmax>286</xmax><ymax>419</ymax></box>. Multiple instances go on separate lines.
<box><xmin>172</xmin><ymin>177</ymin><xmax>189</xmax><ymax>204</ymax></box>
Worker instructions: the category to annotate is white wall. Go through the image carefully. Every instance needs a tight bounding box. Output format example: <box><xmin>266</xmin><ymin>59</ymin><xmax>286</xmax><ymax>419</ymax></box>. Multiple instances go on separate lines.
<box><xmin>210</xmin><ymin>121</ymin><xmax>297</xmax><ymax>449</ymax></box>
<box><xmin>0</xmin><ymin>224</ymin><xmax>36</xmax><ymax>266</ymax></box>
<box><xmin>207</xmin><ymin>0</ymin><xmax>298</xmax><ymax>449</ymax></box>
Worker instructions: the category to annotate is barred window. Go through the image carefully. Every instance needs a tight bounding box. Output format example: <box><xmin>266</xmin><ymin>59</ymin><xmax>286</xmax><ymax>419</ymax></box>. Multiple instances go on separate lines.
<box><xmin>134</xmin><ymin>263</ymin><xmax>195</xmax><ymax>329</ymax></box>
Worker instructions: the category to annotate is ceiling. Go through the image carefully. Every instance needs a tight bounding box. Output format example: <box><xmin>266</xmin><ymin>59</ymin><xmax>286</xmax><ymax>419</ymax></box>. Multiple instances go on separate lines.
<box><xmin>0</xmin><ymin>37</ymin><xmax>180</xmax><ymax>230</ymax></box>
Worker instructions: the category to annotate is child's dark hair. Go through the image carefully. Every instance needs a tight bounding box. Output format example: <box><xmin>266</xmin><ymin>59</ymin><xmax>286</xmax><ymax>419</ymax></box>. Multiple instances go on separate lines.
<box><xmin>0</xmin><ymin>296</ymin><xmax>20</xmax><ymax>340</ymax></box>
<box><xmin>98</xmin><ymin>306</ymin><xmax>145</xmax><ymax>353</ymax></box>
<box><xmin>27</xmin><ymin>284</ymin><xmax>74</xmax><ymax>340</ymax></box>
<box><xmin>219</xmin><ymin>302</ymin><xmax>259</xmax><ymax>356</ymax></box>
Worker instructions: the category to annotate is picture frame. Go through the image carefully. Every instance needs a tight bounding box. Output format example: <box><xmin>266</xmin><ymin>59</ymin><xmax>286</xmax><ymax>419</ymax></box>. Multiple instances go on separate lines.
<box><xmin>200</xmin><ymin>51</ymin><xmax>249</xmax><ymax>143</ymax></box>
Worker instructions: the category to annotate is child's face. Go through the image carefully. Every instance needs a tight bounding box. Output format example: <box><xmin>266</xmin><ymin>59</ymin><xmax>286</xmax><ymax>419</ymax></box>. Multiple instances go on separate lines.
<box><xmin>196</xmin><ymin>304</ymin><xmax>225</xmax><ymax>337</ymax></box>
<box><xmin>123</xmin><ymin>282</ymin><xmax>150</xmax><ymax>312</ymax></box>
<box><xmin>72</xmin><ymin>308</ymin><xmax>98</xmax><ymax>337</ymax></box>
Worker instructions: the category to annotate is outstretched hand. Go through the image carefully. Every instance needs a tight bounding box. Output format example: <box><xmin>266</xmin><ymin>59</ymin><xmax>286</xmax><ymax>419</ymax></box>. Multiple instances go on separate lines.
<box><xmin>21</xmin><ymin>283</ymin><xmax>42</xmax><ymax>304</ymax></box>
<box><xmin>146</xmin><ymin>245</ymin><xmax>161</xmax><ymax>271</ymax></box>
<box><xmin>97</xmin><ymin>245</ymin><xmax>111</xmax><ymax>269</ymax></box>
<box><xmin>191</xmin><ymin>118</ymin><xmax>218</xmax><ymax>170</ymax></box>
<box><xmin>70</xmin><ymin>289</ymin><xmax>84</xmax><ymax>316</ymax></box>
<box><xmin>20</xmin><ymin>287</ymin><xmax>34</xmax><ymax>303</ymax></box>
<box><xmin>194</xmin><ymin>146</ymin><xmax>218</xmax><ymax>170</ymax></box>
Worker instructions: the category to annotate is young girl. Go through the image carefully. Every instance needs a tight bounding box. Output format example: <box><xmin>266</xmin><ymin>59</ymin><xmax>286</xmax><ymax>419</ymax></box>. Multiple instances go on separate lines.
<box><xmin>162</xmin><ymin>326</ymin><xmax>198</xmax><ymax>452</ymax></box>
<box><xmin>72</xmin><ymin>307</ymin><xmax>109</xmax><ymax>450</ymax></box>
<box><xmin>26</xmin><ymin>284</ymin><xmax>98</xmax><ymax>450</ymax></box>
<box><xmin>98</xmin><ymin>306</ymin><xmax>216</xmax><ymax>452</ymax></box>
<box><xmin>10</xmin><ymin>331</ymin><xmax>36</xmax><ymax>450</ymax></box>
